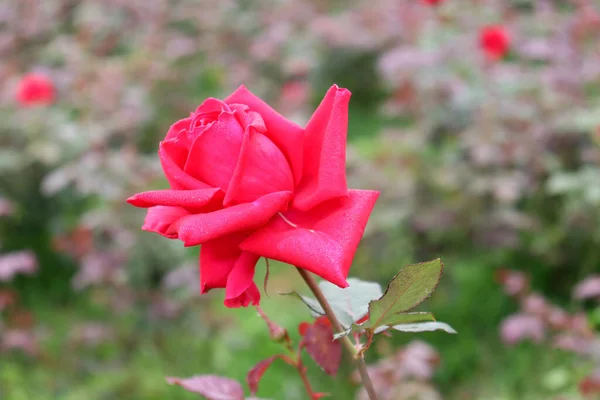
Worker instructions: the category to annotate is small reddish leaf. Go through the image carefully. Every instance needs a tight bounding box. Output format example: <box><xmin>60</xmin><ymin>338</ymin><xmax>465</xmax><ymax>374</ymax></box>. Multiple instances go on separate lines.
<box><xmin>298</xmin><ymin>322</ymin><xmax>310</xmax><ymax>336</ymax></box>
<box><xmin>302</xmin><ymin>318</ymin><xmax>342</xmax><ymax>376</ymax></box>
<box><xmin>166</xmin><ymin>375</ymin><xmax>244</xmax><ymax>400</ymax></box>
<box><xmin>247</xmin><ymin>355</ymin><xmax>283</xmax><ymax>395</ymax></box>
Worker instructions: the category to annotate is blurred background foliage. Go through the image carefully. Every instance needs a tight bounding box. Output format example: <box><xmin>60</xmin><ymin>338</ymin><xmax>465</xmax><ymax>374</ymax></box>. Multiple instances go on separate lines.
<box><xmin>1</xmin><ymin>0</ymin><xmax>599</xmax><ymax>399</ymax></box>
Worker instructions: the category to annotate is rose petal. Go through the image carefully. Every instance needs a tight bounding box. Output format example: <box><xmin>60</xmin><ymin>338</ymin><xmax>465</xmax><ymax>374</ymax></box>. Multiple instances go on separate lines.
<box><xmin>184</xmin><ymin>111</ymin><xmax>245</xmax><ymax>190</ymax></box>
<box><xmin>127</xmin><ymin>188</ymin><xmax>223</xmax><ymax>209</ymax></box>
<box><xmin>294</xmin><ymin>85</ymin><xmax>351</xmax><ymax>211</ymax></box>
<box><xmin>172</xmin><ymin>191</ymin><xmax>292</xmax><ymax>246</ymax></box>
<box><xmin>224</xmin><ymin>282</ymin><xmax>261</xmax><ymax>308</ymax></box>
<box><xmin>225</xmin><ymin>252</ymin><xmax>260</xmax><ymax>300</ymax></box>
<box><xmin>240</xmin><ymin>189</ymin><xmax>379</xmax><ymax>287</ymax></box>
<box><xmin>225</xmin><ymin>128</ymin><xmax>294</xmax><ymax>205</ymax></box>
<box><xmin>165</xmin><ymin>117</ymin><xmax>192</xmax><ymax>142</ymax></box>
<box><xmin>199</xmin><ymin>233</ymin><xmax>261</xmax><ymax>308</ymax></box>
<box><xmin>225</xmin><ymin>85</ymin><xmax>304</xmax><ymax>185</ymax></box>
<box><xmin>142</xmin><ymin>206</ymin><xmax>190</xmax><ymax>238</ymax></box>
<box><xmin>199</xmin><ymin>233</ymin><xmax>247</xmax><ymax>293</ymax></box>
<box><xmin>194</xmin><ymin>98</ymin><xmax>229</xmax><ymax>119</ymax></box>
<box><xmin>159</xmin><ymin>142</ymin><xmax>210</xmax><ymax>190</ymax></box>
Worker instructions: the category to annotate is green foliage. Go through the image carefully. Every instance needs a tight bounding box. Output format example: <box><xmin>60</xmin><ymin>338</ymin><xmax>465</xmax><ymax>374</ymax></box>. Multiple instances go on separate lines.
<box><xmin>360</xmin><ymin>259</ymin><xmax>444</xmax><ymax>330</ymax></box>
<box><xmin>281</xmin><ymin>278</ymin><xmax>383</xmax><ymax>328</ymax></box>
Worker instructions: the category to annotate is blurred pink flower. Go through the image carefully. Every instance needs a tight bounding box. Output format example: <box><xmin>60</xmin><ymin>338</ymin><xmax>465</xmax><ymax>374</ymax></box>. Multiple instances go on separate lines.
<box><xmin>569</xmin><ymin>313</ymin><xmax>592</xmax><ymax>335</ymax></box>
<box><xmin>400</xmin><ymin>341</ymin><xmax>440</xmax><ymax>380</ymax></box>
<box><xmin>69</xmin><ymin>323</ymin><xmax>115</xmax><ymax>347</ymax></box>
<box><xmin>552</xmin><ymin>334</ymin><xmax>590</xmax><ymax>355</ymax></box>
<box><xmin>0</xmin><ymin>198</ymin><xmax>13</xmax><ymax>217</ymax></box>
<box><xmin>1</xmin><ymin>329</ymin><xmax>38</xmax><ymax>356</ymax></box>
<box><xmin>496</xmin><ymin>269</ymin><xmax>528</xmax><ymax>297</ymax></box>
<box><xmin>573</xmin><ymin>275</ymin><xmax>600</xmax><ymax>300</ymax></box>
<box><xmin>547</xmin><ymin>307</ymin><xmax>570</xmax><ymax>330</ymax></box>
<box><xmin>522</xmin><ymin>293</ymin><xmax>549</xmax><ymax>316</ymax></box>
<box><xmin>500</xmin><ymin>313</ymin><xmax>545</xmax><ymax>345</ymax></box>
<box><xmin>0</xmin><ymin>251</ymin><xmax>38</xmax><ymax>281</ymax></box>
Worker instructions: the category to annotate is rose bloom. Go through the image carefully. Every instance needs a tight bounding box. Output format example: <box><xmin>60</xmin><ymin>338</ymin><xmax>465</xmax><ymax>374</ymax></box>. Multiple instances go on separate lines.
<box><xmin>128</xmin><ymin>85</ymin><xmax>379</xmax><ymax>307</ymax></box>
<box><xmin>15</xmin><ymin>73</ymin><xmax>55</xmax><ymax>106</ymax></box>
<box><xmin>479</xmin><ymin>25</ymin><xmax>510</xmax><ymax>61</ymax></box>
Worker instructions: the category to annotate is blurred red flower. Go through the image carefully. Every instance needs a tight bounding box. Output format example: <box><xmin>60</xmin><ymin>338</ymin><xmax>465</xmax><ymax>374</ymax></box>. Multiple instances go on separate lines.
<box><xmin>15</xmin><ymin>73</ymin><xmax>55</xmax><ymax>107</ymax></box>
<box><xmin>479</xmin><ymin>25</ymin><xmax>511</xmax><ymax>61</ymax></box>
<box><xmin>128</xmin><ymin>85</ymin><xmax>379</xmax><ymax>307</ymax></box>
<box><xmin>422</xmin><ymin>0</ymin><xmax>445</xmax><ymax>6</ymax></box>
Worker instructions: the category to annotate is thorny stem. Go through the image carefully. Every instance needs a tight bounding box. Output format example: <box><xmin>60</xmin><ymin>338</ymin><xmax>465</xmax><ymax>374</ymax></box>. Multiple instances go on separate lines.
<box><xmin>295</xmin><ymin>267</ymin><xmax>379</xmax><ymax>400</ymax></box>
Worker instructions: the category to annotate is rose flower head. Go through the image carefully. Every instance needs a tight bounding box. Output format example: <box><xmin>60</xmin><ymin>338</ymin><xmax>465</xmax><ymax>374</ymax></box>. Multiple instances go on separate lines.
<box><xmin>15</xmin><ymin>73</ymin><xmax>55</xmax><ymax>107</ymax></box>
<box><xmin>479</xmin><ymin>25</ymin><xmax>511</xmax><ymax>61</ymax></box>
<box><xmin>128</xmin><ymin>85</ymin><xmax>379</xmax><ymax>307</ymax></box>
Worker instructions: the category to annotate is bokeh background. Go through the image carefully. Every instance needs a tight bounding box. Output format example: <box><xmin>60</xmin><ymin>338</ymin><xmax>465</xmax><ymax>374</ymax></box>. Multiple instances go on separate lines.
<box><xmin>1</xmin><ymin>0</ymin><xmax>600</xmax><ymax>399</ymax></box>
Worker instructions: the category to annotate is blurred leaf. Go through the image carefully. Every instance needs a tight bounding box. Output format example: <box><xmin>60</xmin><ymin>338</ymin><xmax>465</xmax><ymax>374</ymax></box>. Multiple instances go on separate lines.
<box><xmin>247</xmin><ymin>355</ymin><xmax>283</xmax><ymax>395</ymax></box>
<box><xmin>302</xmin><ymin>318</ymin><xmax>342</xmax><ymax>376</ymax></box>
<box><xmin>0</xmin><ymin>151</ymin><xmax>27</xmax><ymax>172</ymax></box>
<box><xmin>165</xmin><ymin>375</ymin><xmax>244</xmax><ymax>400</ymax></box>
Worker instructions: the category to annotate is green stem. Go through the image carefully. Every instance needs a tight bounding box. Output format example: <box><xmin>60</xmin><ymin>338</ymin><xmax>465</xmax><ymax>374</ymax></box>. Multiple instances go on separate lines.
<box><xmin>295</xmin><ymin>267</ymin><xmax>379</xmax><ymax>400</ymax></box>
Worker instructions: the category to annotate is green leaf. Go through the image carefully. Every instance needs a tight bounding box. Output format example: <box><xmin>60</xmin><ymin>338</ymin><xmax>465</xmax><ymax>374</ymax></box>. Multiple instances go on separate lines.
<box><xmin>375</xmin><ymin>311</ymin><xmax>436</xmax><ymax>328</ymax></box>
<box><xmin>281</xmin><ymin>278</ymin><xmax>383</xmax><ymax>328</ymax></box>
<box><xmin>389</xmin><ymin>321</ymin><xmax>457</xmax><ymax>334</ymax></box>
<box><xmin>361</xmin><ymin>259</ymin><xmax>443</xmax><ymax>330</ymax></box>
<box><xmin>333</xmin><ymin>312</ymin><xmax>435</xmax><ymax>340</ymax></box>
<box><xmin>316</xmin><ymin>278</ymin><xmax>383</xmax><ymax>328</ymax></box>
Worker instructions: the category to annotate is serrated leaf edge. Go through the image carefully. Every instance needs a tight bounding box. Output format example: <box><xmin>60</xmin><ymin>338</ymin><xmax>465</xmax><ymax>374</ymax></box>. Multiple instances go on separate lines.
<box><xmin>366</xmin><ymin>258</ymin><xmax>444</xmax><ymax>329</ymax></box>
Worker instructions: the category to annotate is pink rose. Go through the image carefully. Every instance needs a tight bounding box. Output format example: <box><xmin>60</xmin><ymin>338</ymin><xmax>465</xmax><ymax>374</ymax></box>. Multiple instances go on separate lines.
<box><xmin>128</xmin><ymin>85</ymin><xmax>379</xmax><ymax>307</ymax></box>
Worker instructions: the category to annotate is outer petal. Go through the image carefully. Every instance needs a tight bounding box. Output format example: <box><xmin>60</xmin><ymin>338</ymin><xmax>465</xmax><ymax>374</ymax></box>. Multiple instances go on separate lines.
<box><xmin>142</xmin><ymin>206</ymin><xmax>190</xmax><ymax>239</ymax></box>
<box><xmin>224</xmin><ymin>252</ymin><xmax>260</xmax><ymax>301</ymax></box>
<box><xmin>294</xmin><ymin>85</ymin><xmax>351</xmax><ymax>211</ymax></box>
<box><xmin>164</xmin><ymin>117</ymin><xmax>192</xmax><ymax>142</ymax></box>
<box><xmin>170</xmin><ymin>191</ymin><xmax>292</xmax><ymax>246</ymax></box>
<box><xmin>199</xmin><ymin>233</ymin><xmax>246</xmax><ymax>293</ymax></box>
<box><xmin>240</xmin><ymin>190</ymin><xmax>379</xmax><ymax>287</ymax></box>
<box><xmin>127</xmin><ymin>188</ymin><xmax>223</xmax><ymax>210</ymax></box>
<box><xmin>184</xmin><ymin>111</ymin><xmax>245</xmax><ymax>190</ymax></box>
<box><xmin>225</xmin><ymin>85</ymin><xmax>304</xmax><ymax>185</ymax></box>
<box><xmin>159</xmin><ymin>141</ymin><xmax>210</xmax><ymax>190</ymax></box>
<box><xmin>199</xmin><ymin>234</ymin><xmax>261</xmax><ymax>308</ymax></box>
<box><xmin>224</xmin><ymin>282</ymin><xmax>260</xmax><ymax>308</ymax></box>
<box><xmin>225</xmin><ymin>128</ymin><xmax>294</xmax><ymax>206</ymax></box>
